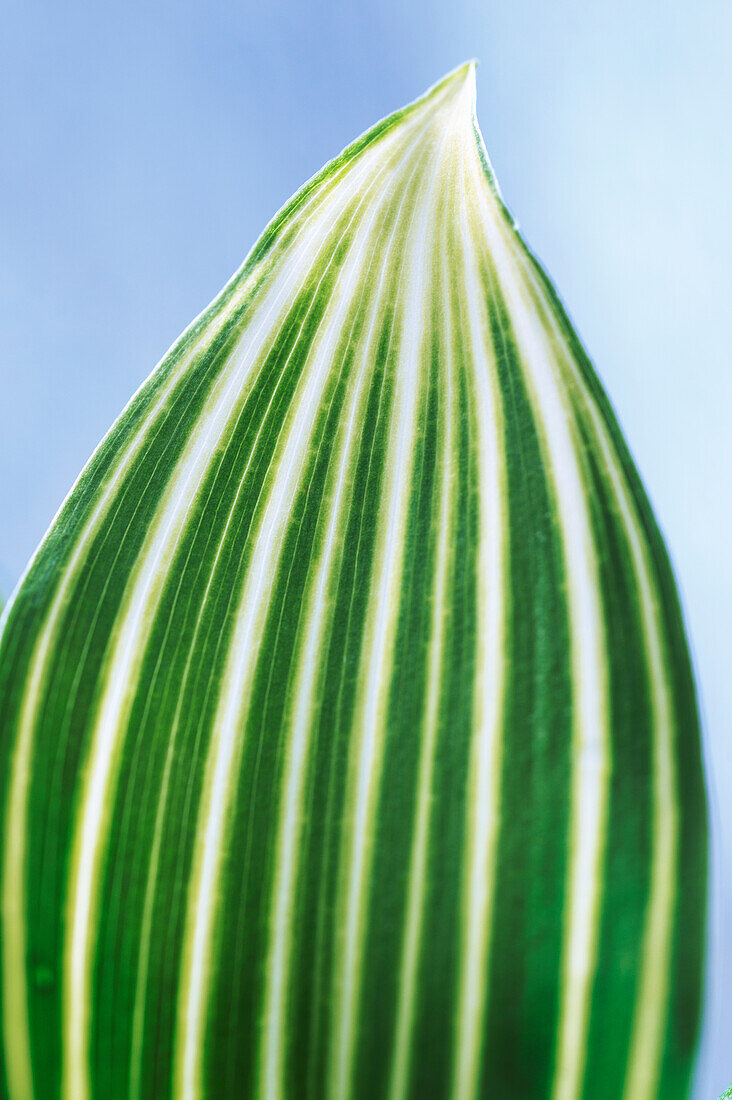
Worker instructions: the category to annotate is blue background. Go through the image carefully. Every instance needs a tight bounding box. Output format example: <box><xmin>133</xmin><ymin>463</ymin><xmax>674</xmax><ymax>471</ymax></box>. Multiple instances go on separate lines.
<box><xmin>1</xmin><ymin>1</ymin><xmax>730</xmax><ymax>1093</ymax></box>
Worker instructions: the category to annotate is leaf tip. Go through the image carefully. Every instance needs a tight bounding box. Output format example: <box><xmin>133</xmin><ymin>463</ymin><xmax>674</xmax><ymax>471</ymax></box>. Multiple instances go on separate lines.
<box><xmin>432</xmin><ymin>59</ymin><xmax>477</xmax><ymax>102</ymax></box>
<box><xmin>416</xmin><ymin>60</ymin><xmax>478</xmax><ymax>139</ymax></box>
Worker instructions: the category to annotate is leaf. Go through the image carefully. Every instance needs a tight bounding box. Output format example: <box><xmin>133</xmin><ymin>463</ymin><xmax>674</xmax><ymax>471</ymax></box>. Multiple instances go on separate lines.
<box><xmin>0</xmin><ymin>63</ymin><xmax>707</xmax><ymax>1100</ymax></box>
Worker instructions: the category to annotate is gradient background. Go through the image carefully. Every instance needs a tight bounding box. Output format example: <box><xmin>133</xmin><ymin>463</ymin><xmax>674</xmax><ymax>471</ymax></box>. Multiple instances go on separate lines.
<box><xmin>1</xmin><ymin>1</ymin><xmax>729</xmax><ymax>1094</ymax></box>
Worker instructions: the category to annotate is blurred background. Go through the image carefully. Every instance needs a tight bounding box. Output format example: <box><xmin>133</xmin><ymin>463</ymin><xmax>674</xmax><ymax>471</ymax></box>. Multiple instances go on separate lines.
<box><xmin>1</xmin><ymin>1</ymin><xmax>729</xmax><ymax>1093</ymax></box>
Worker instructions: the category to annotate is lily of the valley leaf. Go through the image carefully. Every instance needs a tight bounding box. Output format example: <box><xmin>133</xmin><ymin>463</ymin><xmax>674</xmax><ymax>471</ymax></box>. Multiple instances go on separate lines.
<box><xmin>0</xmin><ymin>62</ymin><xmax>706</xmax><ymax>1100</ymax></box>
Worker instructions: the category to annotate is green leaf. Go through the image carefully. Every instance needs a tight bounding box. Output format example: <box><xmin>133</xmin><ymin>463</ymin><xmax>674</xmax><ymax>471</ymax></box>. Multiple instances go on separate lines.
<box><xmin>0</xmin><ymin>63</ymin><xmax>707</xmax><ymax>1100</ymax></box>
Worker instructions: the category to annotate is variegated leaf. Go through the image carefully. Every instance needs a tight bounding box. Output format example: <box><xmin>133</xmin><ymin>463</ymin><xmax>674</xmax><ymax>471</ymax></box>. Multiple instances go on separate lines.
<box><xmin>0</xmin><ymin>63</ymin><xmax>707</xmax><ymax>1100</ymax></box>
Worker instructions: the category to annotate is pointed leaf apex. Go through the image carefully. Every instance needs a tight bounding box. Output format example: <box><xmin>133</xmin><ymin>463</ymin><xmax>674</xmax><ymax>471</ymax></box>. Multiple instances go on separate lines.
<box><xmin>413</xmin><ymin>61</ymin><xmax>478</xmax><ymax>142</ymax></box>
<box><xmin>425</xmin><ymin>60</ymin><xmax>477</xmax><ymax>105</ymax></box>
